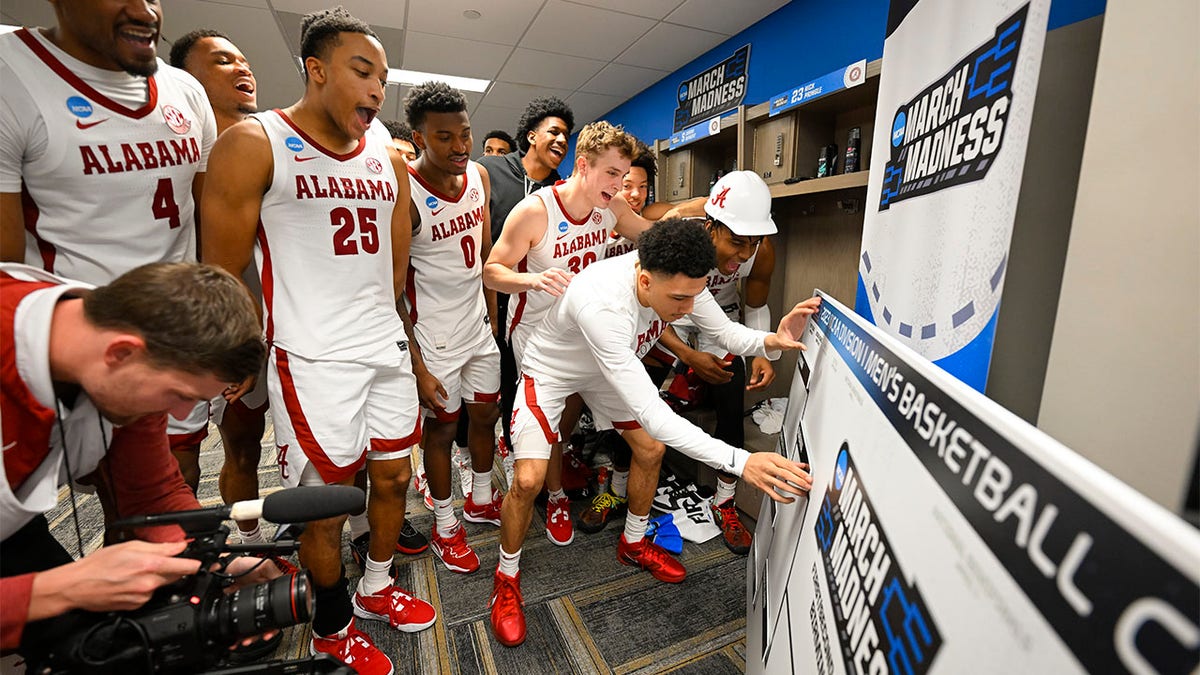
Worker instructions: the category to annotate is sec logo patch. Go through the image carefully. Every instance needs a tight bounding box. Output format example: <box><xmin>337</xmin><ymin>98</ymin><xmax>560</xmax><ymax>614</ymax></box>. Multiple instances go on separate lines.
<box><xmin>365</xmin><ymin>157</ymin><xmax>383</xmax><ymax>174</ymax></box>
<box><xmin>162</xmin><ymin>105</ymin><xmax>191</xmax><ymax>134</ymax></box>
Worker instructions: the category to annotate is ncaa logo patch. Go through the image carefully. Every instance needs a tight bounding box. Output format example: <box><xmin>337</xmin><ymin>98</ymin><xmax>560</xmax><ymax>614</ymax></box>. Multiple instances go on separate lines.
<box><xmin>425</xmin><ymin>196</ymin><xmax>439</xmax><ymax>210</ymax></box>
<box><xmin>66</xmin><ymin>96</ymin><xmax>93</xmax><ymax>118</ymax></box>
<box><xmin>365</xmin><ymin>157</ymin><xmax>383</xmax><ymax>174</ymax></box>
<box><xmin>285</xmin><ymin>136</ymin><xmax>305</xmax><ymax>152</ymax></box>
<box><xmin>557</xmin><ymin>220</ymin><xmax>569</xmax><ymax>235</ymax></box>
<box><xmin>161</xmin><ymin>105</ymin><xmax>191</xmax><ymax>134</ymax></box>
<box><xmin>591</xmin><ymin>211</ymin><xmax>602</xmax><ymax>224</ymax></box>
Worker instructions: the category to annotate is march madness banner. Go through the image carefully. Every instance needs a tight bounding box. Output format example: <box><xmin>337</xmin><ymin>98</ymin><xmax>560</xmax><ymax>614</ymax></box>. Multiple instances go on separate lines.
<box><xmin>855</xmin><ymin>0</ymin><xmax>1050</xmax><ymax>391</ymax></box>
<box><xmin>747</xmin><ymin>291</ymin><xmax>1200</xmax><ymax>675</ymax></box>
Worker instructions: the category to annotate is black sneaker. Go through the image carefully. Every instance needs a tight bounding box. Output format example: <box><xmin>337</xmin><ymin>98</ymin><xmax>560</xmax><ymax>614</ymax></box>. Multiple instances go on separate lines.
<box><xmin>397</xmin><ymin>519</ymin><xmax>429</xmax><ymax>554</ymax></box>
<box><xmin>348</xmin><ymin>532</ymin><xmax>397</xmax><ymax>578</ymax></box>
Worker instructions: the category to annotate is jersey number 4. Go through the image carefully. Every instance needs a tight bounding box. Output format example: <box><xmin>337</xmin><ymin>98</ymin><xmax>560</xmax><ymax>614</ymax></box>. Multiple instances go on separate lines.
<box><xmin>152</xmin><ymin>178</ymin><xmax>181</xmax><ymax>229</ymax></box>
<box><xmin>331</xmin><ymin>207</ymin><xmax>380</xmax><ymax>256</ymax></box>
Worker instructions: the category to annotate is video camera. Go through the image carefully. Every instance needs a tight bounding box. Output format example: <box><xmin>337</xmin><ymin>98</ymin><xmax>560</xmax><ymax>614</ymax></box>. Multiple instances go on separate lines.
<box><xmin>23</xmin><ymin>486</ymin><xmax>365</xmax><ymax>675</ymax></box>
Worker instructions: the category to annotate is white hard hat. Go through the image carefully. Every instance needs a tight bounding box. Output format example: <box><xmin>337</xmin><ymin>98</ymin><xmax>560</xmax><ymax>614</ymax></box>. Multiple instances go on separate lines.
<box><xmin>703</xmin><ymin>171</ymin><xmax>776</xmax><ymax>236</ymax></box>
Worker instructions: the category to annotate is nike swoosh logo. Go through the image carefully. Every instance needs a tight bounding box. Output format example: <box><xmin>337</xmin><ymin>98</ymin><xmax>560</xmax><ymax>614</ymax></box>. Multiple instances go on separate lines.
<box><xmin>294</xmin><ymin>155</ymin><xmax>318</xmax><ymax>162</ymax></box>
<box><xmin>75</xmin><ymin>118</ymin><xmax>108</xmax><ymax>129</ymax></box>
<box><xmin>431</xmin><ymin>207</ymin><xmax>446</xmax><ymax>216</ymax></box>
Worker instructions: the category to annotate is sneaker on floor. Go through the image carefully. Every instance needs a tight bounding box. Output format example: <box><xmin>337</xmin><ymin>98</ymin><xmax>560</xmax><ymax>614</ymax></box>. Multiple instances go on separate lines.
<box><xmin>396</xmin><ymin>519</ymin><xmax>429</xmax><ymax>554</ymax></box>
<box><xmin>453</xmin><ymin>444</ymin><xmax>474</xmax><ymax>497</ymax></box>
<box><xmin>617</xmin><ymin>534</ymin><xmax>686</xmax><ymax>583</ymax></box>
<box><xmin>489</xmin><ymin>570</ymin><xmax>526</xmax><ymax>647</ymax></box>
<box><xmin>544</xmin><ymin>496</ymin><xmax>574</xmax><ymax>546</ymax></box>
<box><xmin>463</xmin><ymin>490</ymin><xmax>503</xmax><ymax>526</ymax></box>
<box><xmin>311</xmin><ymin>619</ymin><xmax>394</xmax><ymax>675</ymax></box>
<box><xmin>430</xmin><ymin>524</ymin><xmax>480</xmax><ymax>573</ymax></box>
<box><xmin>413</xmin><ymin>463</ymin><xmax>434</xmax><ymax>510</ymax></box>
<box><xmin>711</xmin><ymin>498</ymin><xmax>752</xmax><ymax>555</ymax></box>
<box><xmin>348</xmin><ymin>533</ymin><xmax>397</xmax><ymax>578</ymax></box>
<box><xmin>353</xmin><ymin>583</ymin><xmax>437</xmax><ymax>633</ymax></box>
<box><xmin>578</xmin><ymin>489</ymin><xmax>628</xmax><ymax>534</ymax></box>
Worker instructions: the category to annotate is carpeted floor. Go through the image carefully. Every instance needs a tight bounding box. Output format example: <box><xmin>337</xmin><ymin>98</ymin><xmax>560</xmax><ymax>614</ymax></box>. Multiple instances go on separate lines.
<box><xmin>42</xmin><ymin>420</ymin><xmax>752</xmax><ymax>674</ymax></box>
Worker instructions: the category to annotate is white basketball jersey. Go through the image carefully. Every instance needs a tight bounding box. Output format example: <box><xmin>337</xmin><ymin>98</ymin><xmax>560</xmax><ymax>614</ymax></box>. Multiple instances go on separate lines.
<box><xmin>603</xmin><ymin>232</ymin><xmax>637</xmax><ymax>259</ymax></box>
<box><xmin>0</xmin><ymin>28</ymin><xmax>214</xmax><ymax>285</ymax></box>
<box><xmin>253</xmin><ymin>110</ymin><xmax>404</xmax><ymax>365</ymax></box>
<box><xmin>404</xmin><ymin>162</ymin><xmax>489</xmax><ymax>352</ymax></box>
<box><xmin>507</xmin><ymin>184</ymin><xmax>616</xmax><ymax>337</ymax></box>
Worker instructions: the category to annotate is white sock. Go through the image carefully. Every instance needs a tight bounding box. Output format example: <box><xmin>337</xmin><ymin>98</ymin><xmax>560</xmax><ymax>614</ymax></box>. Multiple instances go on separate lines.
<box><xmin>624</xmin><ymin>511</ymin><xmax>649</xmax><ymax>544</ymax></box>
<box><xmin>472</xmin><ymin>470</ymin><xmax>493</xmax><ymax>500</ymax></box>
<box><xmin>359</xmin><ymin>556</ymin><xmax>393</xmax><ymax>596</ymax></box>
<box><xmin>498</xmin><ymin>546</ymin><xmax>521</xmax><ymax>577</ymax></box>
<box><xmin>715</xmin><ymin>478</ymin><xmax>737</xmax><ymax>505</ymax></box>
<box><xmin>238</xmin><ymin>525</ymin><xmax>264</xmax><ymax>544</ymax></box>
<box><xmin>348</xmin><ymin>512</ymin><xmax>369</xmax><ymax>540</ymax></box>
<box><xmin>433</xmin><ymin>496</ymin><xmax>458</xmax><ymax>538</ymax></box>
<box><xmin>547</xmin><ymin>488</ymin><xmax>566</xmax><ymax>503</ymax></box>
<box><xmin>611</xmin><ymin>470</ymin><xmax>629</xmax><ymax>498</ymax></box>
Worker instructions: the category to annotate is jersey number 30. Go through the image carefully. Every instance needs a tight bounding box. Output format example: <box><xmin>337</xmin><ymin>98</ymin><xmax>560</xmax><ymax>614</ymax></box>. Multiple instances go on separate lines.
<box><xmin>331</xmin><ymin>207</ymin><xmax>380</xmax><ymax>255</ymax></box>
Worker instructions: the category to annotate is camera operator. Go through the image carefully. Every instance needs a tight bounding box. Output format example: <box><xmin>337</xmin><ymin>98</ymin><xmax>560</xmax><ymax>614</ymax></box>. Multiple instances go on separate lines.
<box><xmin>0</xmin><ymin>262</ymin><xmax>270</xmax><ymax>658</ymax></box>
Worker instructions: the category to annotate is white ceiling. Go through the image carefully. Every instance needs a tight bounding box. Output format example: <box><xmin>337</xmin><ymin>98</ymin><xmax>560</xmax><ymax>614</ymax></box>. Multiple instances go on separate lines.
<box><xmin>1</xmin><ymin>0</ymin><xmax>788</xmax><ymax>146</ymax></box>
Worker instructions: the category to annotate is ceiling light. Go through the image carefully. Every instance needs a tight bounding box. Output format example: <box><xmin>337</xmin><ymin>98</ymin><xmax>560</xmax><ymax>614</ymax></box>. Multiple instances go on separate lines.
<box><xmin>463</xmin><ymin>9</ymin><xmax>482</xmax><ymax>19</ymax></box>
<box><xmin>387</xmin><ymin>68</ymin><xmax>489</xmax><ymax>93</ymax></box>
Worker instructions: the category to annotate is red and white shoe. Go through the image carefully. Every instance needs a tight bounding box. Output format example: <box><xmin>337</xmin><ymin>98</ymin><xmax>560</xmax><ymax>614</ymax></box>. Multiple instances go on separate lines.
<box><xmin>463</xmin><ymin>490</ymin><xmax>503</xmax><ymax>526</ymax></box>
<box><xmin>412</xmin><ymin>462</ymin><xmax>434</xmax><ymax>511</ymax></box>
<box><xmin>430</xmin><ymin>524</ymin><xmax>480</xmax><ymax>573</ymax></box>
<box><xmin>352</xmin><ymin>583</ymin><xmax>437</xmax><ymax>632</ymax></box>
<box><xmin>489</xmin><ymin>570</ymin><xmax>526</xmax><ymax>647</ymax></box>
<box><xmin>545</xmin><ymin>496</ymin><xmax>574</xmax><ymax>546</ymax></box>
<box><xmin>311</xmin><ymin>619</ymin><xmax>394</xmax><ymax>675</ymax></box>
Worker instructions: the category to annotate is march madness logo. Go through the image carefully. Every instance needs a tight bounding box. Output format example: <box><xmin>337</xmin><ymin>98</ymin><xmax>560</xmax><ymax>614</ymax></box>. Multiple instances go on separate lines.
<box><xmin>814</xmin><ymin>443</ymin><xmax>941</xmax><ymax>674</ymax></box>
<box><xmin>878</xmin><ymin>5</ymin><xmax>1029</xmax><ymax>211</ymax></box>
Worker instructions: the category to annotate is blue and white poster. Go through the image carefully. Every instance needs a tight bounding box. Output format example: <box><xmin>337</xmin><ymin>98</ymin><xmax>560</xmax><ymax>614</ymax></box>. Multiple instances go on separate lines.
<box><xmin>855</xmin><ymin>0</ymin><xmax>1051</xmax><ymax>391</ymax></box>
<box><xmin>747</xmin><ymin>291</ymin><xmax>1200</xmax><ymax>675</ymax></box>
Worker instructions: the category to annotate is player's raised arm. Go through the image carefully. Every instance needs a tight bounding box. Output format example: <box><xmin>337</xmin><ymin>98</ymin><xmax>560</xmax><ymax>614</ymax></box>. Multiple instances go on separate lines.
<box><xmin>200</xmin><ymin>119</ymin><xmax>272</xmax><ymax>281</ymax></box>
<box><xmin>483</xmin><ymin>195</ymin><xmax>570</xmax><ymax>296</ymax></box>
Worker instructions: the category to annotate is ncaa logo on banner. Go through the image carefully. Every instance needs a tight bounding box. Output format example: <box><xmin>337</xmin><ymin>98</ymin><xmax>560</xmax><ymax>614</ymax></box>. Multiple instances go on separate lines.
<box><xmin>66</xmin><ymin>96</ymin><xmax>93</xmax><ymax>118</ymax></box>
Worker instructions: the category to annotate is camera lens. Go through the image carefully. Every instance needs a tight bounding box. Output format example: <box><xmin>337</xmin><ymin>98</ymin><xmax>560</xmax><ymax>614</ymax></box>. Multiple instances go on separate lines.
<box><xmin>206</xmin><ymin>571</ymin><xmax>313</xmax><ymax>641</ymax></box>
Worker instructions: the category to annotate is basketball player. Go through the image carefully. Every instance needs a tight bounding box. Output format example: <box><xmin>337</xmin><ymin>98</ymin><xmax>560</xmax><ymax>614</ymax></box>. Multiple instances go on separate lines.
<box><xmin>0</xmin><ymin>0</ymin><xmax>217</xmax><ymax>493</ymax></box>
<box><xmin>488</xmin><ymin>218</ymin><xmax>817</xmax><ymax>647</ymax></box>
<box><xmin>478</xmin><ymin>97</ymin><xmax>574</xmax><ymax>455</ymax></box>
<box><xmin>483</xmin><ymin>122</ymin><xmax>654</xmax><ymax>550</ymax></box>
<box><xmin>398</xmin><ymin>81</ymin><xmax>503</xmax><ymax>575</ymax></box>
<box><xmin>481</xmin><ymin>129</ymin><xmax>515</xmax><ymax>157</ymax></box>
<box><xmin>201</xmin><ymin>9</ymin><xmax>433</xmax><ymax>674</ymax></box>
<box><xmin>168</xmin><ymin>28</ymin><xmax>279</xmax><ymax>549</ymax></box>
<box><xmin>382</xmin><ymin>119</ymin><xmax>418</xmax><ymax>162</ymax></box>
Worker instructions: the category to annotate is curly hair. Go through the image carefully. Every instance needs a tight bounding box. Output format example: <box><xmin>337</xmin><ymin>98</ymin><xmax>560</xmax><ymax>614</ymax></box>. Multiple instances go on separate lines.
<box><xmin>84</xmin><ymin>263</ymin><xmax>265</xmax><ymax>383</ymax></box>
<box><xmin>483</xmin><ymin>129</ymin><xmax>515</xmax><ymax>154</ymax></box>
<box><xmin>629</xmin><ymin>138</ymin><xmax>657</xmax><ymax>183</ymax></box>
<box><xmin>516</xmin><ymin>97</ymin><xmax>574</xmax><ymax>153</ymax></box>
<box><xmin>637</xmin><ymin>218</ymin><xmax>716</xmax><ymax>278</ymax></box>
<box><xmin>300</xmin><ymin>6</ymin><xmax>377</xmax><ymax>76</ymax></box>
<box><xmin>168</xmin><ymin>28</ymin><xmax>226</xmax><ymax>69</ymax></box>
<box><xmin>403</xmin><ymin>81</ymin><xmax>468</xmax><ymax>130</ymax></box>
<box><xmin>576</xmin><ymin>121</ymin><xmax>639</xmax><ymax>164</ymax></box>
<box><xmin>381</xmin><ymin>119</ymin><xmax>412</xmax><ymax>142</ymax></box>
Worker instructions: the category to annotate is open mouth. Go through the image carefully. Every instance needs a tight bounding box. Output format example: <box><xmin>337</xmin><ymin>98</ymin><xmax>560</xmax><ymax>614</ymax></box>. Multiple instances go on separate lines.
<box><xmin>235</xmin><ymin>80</ymin><xmax>255</xmax><ymax>95</ymax></box>
<box><xmin>118</xmin><ymin>25</ymin><xmax>157</xmax><ymax>50</ymax></box>
<box><xmin>548</xmin><ymin>145</ymin><xmax>565</xmax><ymax>159</ymax></box>
<box><xmin>356</xmin><ymin>107</ymin><xmax>378</xmax><ymax>129</ymax></box>
<box><xmin>599</xmin><ymin>190</ymin><xmax>614</xmax><ymax>203</ymax></box>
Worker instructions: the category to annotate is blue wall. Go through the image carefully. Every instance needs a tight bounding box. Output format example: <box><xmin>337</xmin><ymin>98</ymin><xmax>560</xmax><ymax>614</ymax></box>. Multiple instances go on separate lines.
<box><xmin>563</xmin><ymin>0</ymin><xmax>1104</xmax><ymax>171</ymax></box>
